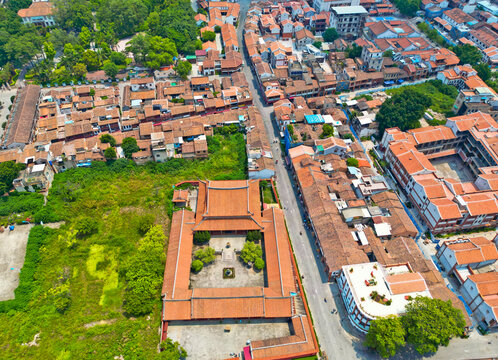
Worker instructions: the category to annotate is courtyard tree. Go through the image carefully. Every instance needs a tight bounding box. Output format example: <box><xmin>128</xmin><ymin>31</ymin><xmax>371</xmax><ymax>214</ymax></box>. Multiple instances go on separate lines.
<box><xmin>193</xmin><ymin>231</ymin><xmax>210</xmax><ymax>245</ymax></box>
<box><xmin>201</xmin><ymin>30</ymin><xmax>216</xmax><ymax>42</ymax></box>
<box><xmin>364</xmin><ymin>315</ymin><xmax>406</xmax><ymax>358</ymax></box>
<box><xmin>240</xmin><ymin>241</ymin><xmax>263</xmax><ymax>264</ymax></box>
<box><xmin>103</xmin><ymin>60</ymin><xmax>118</xmax><ymax>79</ymax></box>
<box><xmin>0</xmin><ymin>161</ymin><xmax>25</xmax><ymax>194</ymax></box>
<box><xmin>402</xmin><ymin>297</ymin><xmax>466</xmax><ymax>354</ymax></box>
<box><xmin>195</xmin><ymin>247</ymin><xmax>215</xmax><ymax>264</ymax></box>
<box><xmin>451</xmin><ymin>44</ymin><xmax>482</xmax><ymax>66</ymax></box>
<box><xmin>175</xmin><ymin>60</ymin><xmax>192</xmax><ymax>80</ymax></box>
<box><xmin>346</xmin><ymin>157</ymin><xmax>359</xmax><ymax>167</ymax></box>
<box><xmin>191</xmin><ymin>259</ymin><xmax>203</xmax><ymax>273</ymax></box>
<box><xmin>254</xmin><ymin>257</ymin><xmax>265</xmax><ymax>271</ymax></box>
<box><xmin>323</xmin><ymin>27</ymin><xmax>339</xmax><ymax>42</ymax></box>
<box><xmin>246</xmin><ymin>230</ymin><xmax>262</xmax><ymax>243</ymax></box>
<box><xmin>320</xmin><ymin>123</ymin><xmax>334</xmax><ymax>138</ymax></box>
<box><xmin>100</xmin><ymin>134</ymin><xmax>116</xmax><ymax>146</ymax></box>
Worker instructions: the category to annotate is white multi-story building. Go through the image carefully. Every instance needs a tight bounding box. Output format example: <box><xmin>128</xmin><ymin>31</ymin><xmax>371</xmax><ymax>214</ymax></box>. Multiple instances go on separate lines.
<box><xmin>337</xmin><ymin>262</ymin><xmax>431</xmax><ymax>333</ymax></box>
<box><xmin>361</xmin><ymin>46</ymin><xmax>383</xmax><ymax>71</ymax></box>
<box><xmin>329</xmin><ymin>6</ymin><xmax>367</xmax><ymax>38</ymax></box>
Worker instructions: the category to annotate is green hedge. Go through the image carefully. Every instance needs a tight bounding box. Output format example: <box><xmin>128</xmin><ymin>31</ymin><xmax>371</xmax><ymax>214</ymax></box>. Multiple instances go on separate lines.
<box><xmin>0</xmin><ymin>226</ymin><xmax>54</xmax><ymax>312</ymax></box>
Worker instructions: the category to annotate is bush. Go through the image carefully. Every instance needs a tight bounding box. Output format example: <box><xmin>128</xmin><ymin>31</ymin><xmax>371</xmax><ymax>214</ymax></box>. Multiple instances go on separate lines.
<box><xmin>246</xmin><ymin>230</ymin><xmax>261</xmax><ymax>242</ymax></box>
<box><xmin>137</xmin><ymin>213</ymin><xmax>155</xmax><ymax>235</ymax></box>
<box><xmin>104</xmin><ymin>147</ymin><xmax>117</xmax><ymax>160</ymax></box>
<box><xmin>33</xmin><ymin>205</ymin><xmax>60</xmax><ymax>224</ymax></box>
<box><xmin>191</xmin><ymin>259</ymin><xmax>203</xmax><ymax>272</ymax></box>
<box><xmin>254</xmin><ymin>257</ymin><xmax>265</xmax><ymax>270</ymax></box>
<box><xmin>0</xmin><ymin>226</ymin><xmax>54</xmax><ymax>312</ymax></box>
<box><xmin>320</xmin><ymin>124</ymin><xmax>334</xmax><ymax>139</ymax></box>
<box><xmin>75</xmin><ymin>217</ymin><xmax>98</xmax><ymax>237</ymax></box>
<box><xmin>195</xmin><ymin>247</ymin><xmax>215</xmax><ymax>264</ymax></box>
<box><xmin>343</xmin><ymin>133</ymin><xmax>355</xmax><ymax>142</ymax></box>
<box><xmin>193</xmin><ymin>231</ymin><xmax>210</xmax><ymax>245</ymax></box>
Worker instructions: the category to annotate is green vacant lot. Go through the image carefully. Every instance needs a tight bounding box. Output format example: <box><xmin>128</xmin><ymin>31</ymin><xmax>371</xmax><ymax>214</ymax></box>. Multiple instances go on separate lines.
<box><xmin>386</xmin><ymin>80</ymin><xmax>458</xmax><ymax>116</ymax></box>
<box><xmin>0</xmin><ymin>133</ymin><xmax>246</xmax><ymax>359</ymax></box>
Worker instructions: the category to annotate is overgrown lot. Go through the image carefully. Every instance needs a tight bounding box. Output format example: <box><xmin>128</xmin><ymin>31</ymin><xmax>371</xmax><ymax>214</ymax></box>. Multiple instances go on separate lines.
<box><xmin>0</xmin><ymin>133</ymin><xmax>246</xmax><ymax>359</ymax></box>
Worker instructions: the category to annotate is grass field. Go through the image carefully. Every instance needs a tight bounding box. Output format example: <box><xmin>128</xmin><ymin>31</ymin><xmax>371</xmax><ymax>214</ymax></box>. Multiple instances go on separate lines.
<box><xmin>0</xmin><ymin>133</ymin><xmax>246</xmax><ymax>359</ymax></box>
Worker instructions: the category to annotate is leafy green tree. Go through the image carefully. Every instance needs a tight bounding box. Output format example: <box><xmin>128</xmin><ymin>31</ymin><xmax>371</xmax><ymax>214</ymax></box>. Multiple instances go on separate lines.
<box><xmin>100</xmin><ymin>134</ymin><xmax>116</xmax><ymax>146</ymax></box>
<box><xmin>0</xmin><ymin>161</ymin><xmax>25</xmax><ymax>194</ymax></box>
<box><xmin>43</xmin><ymin>41</ymin><xmax>56</xmax><ymax>61</ymax></box>
<box><xmin>452</xmin><ymin>44</ymin><xmax>482</xmax><ymax>66</ymax></box>
<box><xmin>286</xmin><ymin>124</ymin><xmax>294</xmax><ymax>136</ymax></box>
<box><xmin>159</xmin><ymin>338</ymin><xmax>187</xmax><ymax>359</ymax></box>
<box><xmin>246</xmin><ymin>230</ymin><xmax>262</xmax><ymax>242</ymax></box>
<box><xmin>78</xmin><ymin>26</ymin><xmax>92</xmax><ymax>49</ymax></box>
<box><xmin>6</xmin><ymin>0</ymin><xmax>32</xmax><ymax>13</ymax></box>
<box><xmin>347</xmin><ymin>44</ymin><xmax>363</xmax><ymax>59</ymax></box>
<box><xmin>54</xmin><ymin>0</ymin><xmax>94</xmax><ymax>32</ymax></box>
<box><xmin>320</xmin><ymin>124</ymin><xmax>334</xmax><ymax>138</ymax></box>
<box><xmin>392</xmin><ymin>0</ymin><xmax>420</xmax><ymax>16</ymax></box>
<box><xmin>191</xmin><ymin>259</ymin><xmax>203</xmax><ymax>272</ymax></box>
<box><xmin>254</xmin><ymin>257</ymin><xmax>265</xmax><ymax>270</ymax></box>
<box><xmin>365</xmin><ymin>315</ymin><xmax>406</xmax><ymax>358</ymax></box>
<box><xmin>145</xmin><ymin>0</ymin><xmax>198</xmax><ymax>54</ymax></box>
<box><xmin>402</xmin><ymin>297</ymin><xmax>466</xmax><ymax>355</ymax></box>
<box><xmin>81</xmin><ymin>50</ymin><xmax>100</xmax><ymax>71</ymax></box>
<box><xmin>121</xmin><ymin>137</ymin><xmax>140</xmax><ymax>159</ymax></box>
<box><xmin>96</xmin><ymin>0</ymin><xmax>148</xmax><ymax>38</ymax></box>
<box><xmin>376</xmin><ymin>88</ymin><xmax>431</xmax><ymax>135</ymax></box>
<box><xmin>313</xmin><ymin>41</ymin><xmax>322</xmax><ymax>49</ymax></box>
<box><xmin>195</xmin><ymin>247</ymin><xmax>215</xmax><ymax>264</ymax></box>
<box><xmin>174</xmin><ymin>60</ymin><xmax>192</xmax><ymax>80</ymax></box>
<box><xmin>240</xmin><ymin>241</ymin><xmax>263</xmax><ymax>264</ymax></box>
<box><xmin>127</xmin><ymin>34</ymin><xmax>178</xmax><ymax>69</ymax></box>
<box><xmin>474</xmin><ymin>62</ymin><xmax>491</xmax><ymax>81</ymax></box>
<box><xmin>110</xmin><ymin>51</ymin><xmax>127</xmax><ymax>65</ymax></box>
<box><xmin>201</xmin><ymin>31</ymin><xmax>216</xmax><ymax>42</ymax></box>
<box><xmin>323</xmin><ymin>27</ymin><xmax>339</xmax><ymax>42</ymax></box>
<box><xmin>103</xmin><ymin>60</ymin><xmax>118</xmax><ymax>79</ymax></box>
<box><xmin>383</xmin><ymin>50</ymin><xmax>393</xmax><ymax>58</ymax></box>
<box><xmin>193</xmin><ymin>231</ymin><xmax>210</xmax><ymax>245</ymax></box>
<box><xmin>73</xmin><ymin>63</ymin><xmax>87</xmax><ymax>79</ymax></box>
<box><xmin>104</xmin><ymin>146</ymin><xmax>117</xmax><ymax>160</ymax></box>
<box><xmin>346</xmin><ymin>157</ymin><xmax>359</xmax><ymax>167</ymax></box>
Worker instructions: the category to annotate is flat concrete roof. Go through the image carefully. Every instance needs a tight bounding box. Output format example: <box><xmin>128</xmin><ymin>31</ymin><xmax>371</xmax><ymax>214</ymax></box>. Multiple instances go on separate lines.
<box><xmin>332</xmin><ymin>5</ymin><xmax>368</xmax><ymax>15</ymax></box>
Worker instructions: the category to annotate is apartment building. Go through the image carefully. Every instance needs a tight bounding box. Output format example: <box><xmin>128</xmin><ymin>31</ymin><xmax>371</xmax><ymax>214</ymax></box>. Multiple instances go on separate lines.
<box><xmin>330</xmin><ymin>6</ymin><xmax>368</xmax><ymax>38</ymax></box>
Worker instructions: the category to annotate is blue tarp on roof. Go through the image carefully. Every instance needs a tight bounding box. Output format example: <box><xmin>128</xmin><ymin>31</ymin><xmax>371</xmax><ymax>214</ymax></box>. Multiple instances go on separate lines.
<box><xmin>304</xmin><ymin>114</ymin><xmax>324</xmax><ymax>124</ymax></box>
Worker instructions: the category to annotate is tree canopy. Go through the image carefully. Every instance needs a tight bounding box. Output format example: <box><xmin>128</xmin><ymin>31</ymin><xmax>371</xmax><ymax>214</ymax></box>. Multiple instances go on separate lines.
<box><xmin>402</xmin><ymin>297</ymin><xmax>465</xmax><ymax>354</ymax></box>
<box><xmin>365</xmin><ymin>316</ymin><xmax>406</xmax><ymax>358</ymax></box>
<box><xmin>240</xmin><ymin>241</ymin><xmax>263</xmax><ymax>264</ymax></box>
<box><xmin>376</xmin><ymin>88</ymin><xmax>431</xmax><ymax>136</ymax></box>
<box><xmin>392</xmin><ymin>0</ymin><xmax>420</xmax><ymax>16</ymax></box>
<box><xmin>96</xmin><ymin>0</ymin><xmax>148</xmax><ymax>38</ymax></box>
<box><xmin>452</xmin><ymin>44</ymin><xmax>482</xmax><ymax>66</ymax></box>
<box><xmin>121</xmin><ymin>137</ymin><xmax>140</xmax><ymax>159</ymax></box>
<box><xmin>0</xmin><ymin>161</ymin><xmax>25</xmax><ymax>194</ymax></box>
<box><xmin>127</xmin><ymin>34</ymin><xmax>178</xmax><ymax>69</ymax></box>
<box><xmin>323</xmin><ymin>28</ymin><xmax>339</xmax><ymax>43</ymax></box>
<box><xmin>174</xmin><ymin>60</ymin><xmax>192</xmax><ymax>80</ymax></box>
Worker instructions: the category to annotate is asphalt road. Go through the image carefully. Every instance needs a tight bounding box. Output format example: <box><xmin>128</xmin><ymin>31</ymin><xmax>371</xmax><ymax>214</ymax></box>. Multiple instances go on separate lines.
<box><xmin>235</xmin><ymin>2</ymin><xmax>498</xmax><ymax>359</ymax></box>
